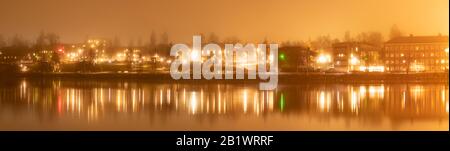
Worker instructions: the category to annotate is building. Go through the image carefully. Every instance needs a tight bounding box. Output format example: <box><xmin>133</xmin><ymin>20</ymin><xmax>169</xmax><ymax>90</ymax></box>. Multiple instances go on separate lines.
<box><xmin>383</xmin><ymin>35</ymin><xmax>449</xmax><ymax>73</ymax></box>
<box><xmin>279</xmin><ymin>46</ymin><xmax>316</xmax><ymax>72</ymax></box>
<box><xmin>332</xmin><ymin>42</ymin><xmax>382</xmax><ymax>72</ymax></box>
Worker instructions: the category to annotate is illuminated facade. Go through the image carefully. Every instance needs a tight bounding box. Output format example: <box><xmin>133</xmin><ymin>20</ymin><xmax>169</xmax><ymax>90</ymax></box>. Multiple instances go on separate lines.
<box><xmin>383</xmin><ymin>35</ymin><xmax>449</xmax><ymax>73</ymax></box>
<box><xmin>332</xmin><ymin>42</ymin><xmax>381</xmax><ymax>72</ymax></box>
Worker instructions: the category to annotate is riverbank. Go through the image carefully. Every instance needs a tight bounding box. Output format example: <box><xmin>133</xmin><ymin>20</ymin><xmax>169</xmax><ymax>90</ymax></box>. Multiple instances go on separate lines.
<box><xmin>2</xmin><ymin>72</ymin><xmax>448</xmax><ymax>84</ymax></box>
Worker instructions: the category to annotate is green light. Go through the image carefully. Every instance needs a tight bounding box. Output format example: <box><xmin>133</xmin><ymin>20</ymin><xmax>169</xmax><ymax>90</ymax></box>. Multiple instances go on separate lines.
<box><xmin>280</xmin><ymin>93</ymin><xmax>285</xmax><ymax>112</ymax></box>
<box><xmin>279</xmin><ymin>53</ymin><xmax>286</xmax><ymax>61</ymax></box>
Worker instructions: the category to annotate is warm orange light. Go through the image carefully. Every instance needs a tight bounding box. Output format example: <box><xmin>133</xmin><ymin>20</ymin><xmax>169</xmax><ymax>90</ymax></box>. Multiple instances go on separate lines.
<box><xmin>316</xmin><ymin>54</ymin><xmax>331</xmax><ymax>64</ymax></box>
<box><xmin>349</xmin><ymin>56</ymin><xmax>359</xmax><ymax>65</ymax></box>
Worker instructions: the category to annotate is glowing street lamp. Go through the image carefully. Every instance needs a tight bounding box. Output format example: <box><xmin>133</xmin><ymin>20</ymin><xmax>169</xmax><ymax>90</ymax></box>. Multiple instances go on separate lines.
<box><xmin>316</xmin><ymin>54</ymin><xmax>332</xmax><ymax>71</ymax></box>
<box><xmin>349</xmin><ymin>56</ymin><xmax>360</xmax><ymax>65</ymax></box>
<box><xmin>316</xmin><ymin>54</ymin><xmax>331</xmax><ymax>64</ymax></box>
<box><xmin>348</xmin><ymin>54</ymin><xmax>361</xmax><ymax>72</ymax></box>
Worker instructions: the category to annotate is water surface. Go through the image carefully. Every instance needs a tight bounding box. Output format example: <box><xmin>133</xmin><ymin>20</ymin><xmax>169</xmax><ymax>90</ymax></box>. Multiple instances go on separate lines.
<box><xmin>0</xmin><ymin>78</ymin><xmax>448</xmax><ymax>130</ymax></box>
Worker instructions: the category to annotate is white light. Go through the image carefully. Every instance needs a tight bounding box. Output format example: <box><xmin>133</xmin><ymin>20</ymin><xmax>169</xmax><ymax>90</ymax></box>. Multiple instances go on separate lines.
<box><xmin>317</xmin><ymin>54</ymin><xmax>331</xmax><ymax>64</ymax></box>
<box><xmin>360</xmin><ymin>66</ymin><xmax>385</xmax><ymax>72</ymax></box>
<box><xmin>21</xmin><ymin>66</ymin><xmax>28</xmax><ymax>72</ymax></box>
<box><xmin>359</xmin><ymin>66</ymin><xmax>367</xmax><ymax>71</ymax></box>
<box><xmin>350</xmin><ymin>57</ymin><xmax>359</xmax><ymax>65</ymax></box>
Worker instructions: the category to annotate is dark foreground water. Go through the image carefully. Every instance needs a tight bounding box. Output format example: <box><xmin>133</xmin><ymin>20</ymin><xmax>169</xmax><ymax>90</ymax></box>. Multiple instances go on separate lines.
<box><xmin>0</xmin><ymin>78</ymin><xmax>448</xmax><ymax>131</ymax></box>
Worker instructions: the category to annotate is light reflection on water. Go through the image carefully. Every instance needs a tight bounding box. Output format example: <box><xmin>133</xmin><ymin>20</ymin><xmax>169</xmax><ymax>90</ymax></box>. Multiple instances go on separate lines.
<box><xmin>0</xmin><ymin>79</ymin><xmax>448</xmax><ymax>130</ymax></box>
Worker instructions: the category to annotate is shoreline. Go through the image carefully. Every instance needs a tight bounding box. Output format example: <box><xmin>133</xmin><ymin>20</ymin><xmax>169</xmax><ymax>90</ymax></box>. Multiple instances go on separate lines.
<box><xmin>2</xmin><ymin>72</ymin><xmax>448</xmax><ymax>84</ymax></box>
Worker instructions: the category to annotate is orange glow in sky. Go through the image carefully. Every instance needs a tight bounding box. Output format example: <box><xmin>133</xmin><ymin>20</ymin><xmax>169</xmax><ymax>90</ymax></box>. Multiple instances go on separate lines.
<box><xmin>0</xmin><ymin>0</ymin><xmax>448</xmax><ymax>43</ymax></box>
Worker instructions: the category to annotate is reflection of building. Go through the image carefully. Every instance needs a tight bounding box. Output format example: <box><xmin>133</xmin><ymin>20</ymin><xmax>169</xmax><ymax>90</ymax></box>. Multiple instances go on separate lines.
<box><xmin>332</xmin><ymin>42</ymin><xmax>381</xmax><ymax>72</ymax></box>
<box><xmin>2</xmin><ymin>80</ymin><xmax>447</xmax><ymax>130</ymax></box>
<box><xmin>383</xmin><ymin>35</ymin><xmax>449</xmax><ymax>73</ymax></box>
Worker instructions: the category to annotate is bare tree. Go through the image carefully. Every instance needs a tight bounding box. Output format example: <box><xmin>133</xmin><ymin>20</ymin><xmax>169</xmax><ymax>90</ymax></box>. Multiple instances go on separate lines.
<box><xmin>150</xmin><ymin>30</ymin><xmax>157</xmax><ymax>47</ymax></box>
<box><xmin>113</xmin><ymin>36</ymin><xmax>121</xmax><ymax>47</ymax></box>
<box><xmin>137</xmin><ymin>36</ymin><xmax>143</xmax><ymax>48</ymax></box>
<box><xmin>46</xmin><ymin>33</ymin><xmax>59</xmax><ymax>48</ymax></box>
<box><xmin>207</xmin><ymin>32</ymin><xmax>219</xmax><ymax>43</ymax></box>
<box><xmin>160</xmin><ymin>32</ymin><xmax>169</xmax><ymax>45</ymax></box>
<box><xmin>311</xmin><ymin>35</ymin><xmax>333</xmax><ymax>51</ymax></box>
<box><xmin>223</xmin><ymin>36</ymin><xmax>241</xmax><ymax>44</ymax></box>
<box><xmin>356</xmin><ymin>32</ymin><xmax>368</xmax><ymax>43</ymax></box>
<box><xmin>0</xmin><ymin>34</ymin><xmax>6</xmax><ymax>48</ymax></box>
<box><xmin>128</xmin><ymin>38</ymin><xmax>135</xmax><ymax>48</ymax></box>
<box><xmin>356</xmin><ymin>31</ymin><xmax>383</xmax><ymax>47</ymax></box>
<box><xmin>344</xmin><ymin>31</ymin><xmax>352</xmax><ymax>42</ymax></box>
<box><xmin>389</xmin><ymin>24</ymin><xmax>403</xmax><ymax>40</ymax></box>
<box><xmin>8</xmin><ymin>34</ymin><xmax>29</xmax><ymax>56</ymax></box>
<box><xmin>366</xmin><ymin>32</ymin><xmax>383</xmax><ymax>47</ymax></box>
<box><xmin>35</xmin><ymin>31</ymin><xmax>46</xmax><ymax>52</ymax></box>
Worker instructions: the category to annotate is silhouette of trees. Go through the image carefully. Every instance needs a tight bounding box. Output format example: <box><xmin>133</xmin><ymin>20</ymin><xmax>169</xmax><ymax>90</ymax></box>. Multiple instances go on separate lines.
<box><xmin>33</xmin><ymin>31</ymin><xmax>61</xmax><ymax>72</ymax></box>
<box><xmin>137</xmin><ymin>36</ymin><xmax>143</xmax><ymax>48</ymax></box>
<box><xmin>207</xmin><ymin>32</ymin><xmax>219</xmax><ymax>43</ymax></box>
<box><xmin>156</xmin><ymin>32</ymin><xmax>170</xmax><ymax>57</ymax></box>
<box><xmin>223</xmin><ymin>36</ymin><xmax>241</xmax><ymax>44</ymax></box>
<box><xmin>340</xmin><ymin>30</ymin><xmax>384</xmax><ymax>47</ymax></box>
<box><xmin>344</xmin><ymin>31</ymin><xmax>352</xmax><ymax>42</ymax></box>
<box><xmin>389</xmin><ymin>24</ymin><xmax>403</xmax><ymax>40</ymax></box>
<box><xmin>150</xmin><ymin>31</ymin><xmax>157</xmax><ymax>47</ymax></box>
<box><xmin>112</xmin><ymin>36</ymin><xmax>121</xmax><ymax>48</ymax></box>
<box><xmin>0</xmin><ymin>35</ymin><xmax>6</xmax><ymax>48</ymax></box>
<box><xmin>160</xmin><ymin>32</ymin><xmax>169</xmax><ymax>45</ymax></box>
<box><xmin>355</xmin><ymin>32</ymin><xmax>384</xmax><ymax>47</ymax></box>
<box><xmin>128</xmin><ymin>38</ymin><xmax>135</xmax><ymax>48</ymax></box>
<box><xmin>311</xmin><ymin>35</ymin><xmax>333</xmax><ymax>51</ymax></box>
<box><xmin>1</xmin><ymin>34</ymin><xmax>30</xmax><ymax>57</ymax></box>
<box><xmin>149</xmin><ymin>30</ymin><xmax>157</xmax><ymax>55</ymax></box>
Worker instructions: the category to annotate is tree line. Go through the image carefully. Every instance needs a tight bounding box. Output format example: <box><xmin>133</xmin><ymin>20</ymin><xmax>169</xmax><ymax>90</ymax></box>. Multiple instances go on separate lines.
<box><xmin>0</xmin><ymin>25</ymin><xmax>406</xmax><ymax>58</ymax></box>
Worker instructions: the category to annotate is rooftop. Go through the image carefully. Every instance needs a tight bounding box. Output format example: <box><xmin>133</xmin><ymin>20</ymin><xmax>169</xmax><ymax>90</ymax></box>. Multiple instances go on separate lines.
<box><xmin>332</xmin><ymin>42</ymin><xmax>375</xmax><ymax>48</ymax></box>
<box><xmin>386</xmin><ymin>35</ymin><xmax>449</xmax><ymax>44</ymax></box>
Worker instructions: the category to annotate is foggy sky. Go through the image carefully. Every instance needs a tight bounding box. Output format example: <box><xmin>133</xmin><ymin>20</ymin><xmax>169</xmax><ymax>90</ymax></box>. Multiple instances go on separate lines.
<box><xmin>0</xmin><ymin>0</ymin><xmax>448</xmax><ymax>43</ymax></box>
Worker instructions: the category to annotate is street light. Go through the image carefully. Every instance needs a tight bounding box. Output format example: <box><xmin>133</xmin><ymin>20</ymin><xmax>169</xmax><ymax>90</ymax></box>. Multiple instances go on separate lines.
<box><xmin>316</xmin><ymin>54</ymin><xmax>331</xmax><ymax>64</ymax></box>
<box><xmin>349</xmin><ymin>56</ymin><xmax>360</xmax><ymax>65</ymax></box>
<box><xmin>348</xmin><ymin>54</ymin><xmax>360</xmax><ymax>72</ymax></box>
<box><xmin>316</xmin><ymin>54</ymin><xmax>331</xmax><ymax>71</ymax></box>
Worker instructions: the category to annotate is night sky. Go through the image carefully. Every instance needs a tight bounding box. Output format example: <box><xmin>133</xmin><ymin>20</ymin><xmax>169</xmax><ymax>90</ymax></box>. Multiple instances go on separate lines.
<box><xmin>0</xmin><ymin>0</ymin><xmax>448</xmax><ymax>43</ymax></box>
